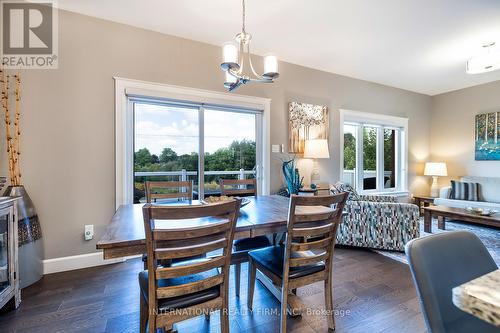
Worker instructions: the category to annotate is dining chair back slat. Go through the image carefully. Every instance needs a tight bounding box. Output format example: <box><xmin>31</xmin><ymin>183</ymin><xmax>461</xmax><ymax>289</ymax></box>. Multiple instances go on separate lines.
<box><xmin>153</xmin><ymin>237</ymin><xmax>228</xmax><ymax>260</ymax></box>
<box><xmin>145</xmin><ymin>181</ymin><xmax>193</xmax><ymax>203</ymax></box>
<box><xmin>156</xmin><ymin>275</ymin><xmax>224</xmax><ymax>299</ymax></box>
<box><xmin>156</xmin><ymin>256</ymin><xmax>226</xmax><ymax>279</ymax></box>
<box><xmin>220</xmin><ymin>178</ymin><xmax>257</xmax><ymax>197</ymax></box>
<box><xmin>292</xmin><ymin>223</ymin><xmax>333</xmax><ymax>238</ymax></box>
<box><xmin>152</xmin><ymin>220</ymin><xmax>231</xmax><ymax>240</ymax></box>
<box><xmin>288</xmin><ymin>252</ymin><xmax>329</xmax><ymax>268</ymax></box>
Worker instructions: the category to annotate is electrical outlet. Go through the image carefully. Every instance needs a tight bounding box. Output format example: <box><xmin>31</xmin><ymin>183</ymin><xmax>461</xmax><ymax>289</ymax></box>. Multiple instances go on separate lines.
<box><xmin>84</xmin><ymin>225</ymin><xmax>94</xmax><ymax>241</ymax></box>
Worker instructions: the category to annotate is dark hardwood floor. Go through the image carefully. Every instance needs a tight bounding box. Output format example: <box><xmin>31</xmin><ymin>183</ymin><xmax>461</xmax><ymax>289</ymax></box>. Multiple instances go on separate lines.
<box><xmin>0</xmin><ymin>248</ymin><xmax>426</xmax><ymax>333</ymax></box>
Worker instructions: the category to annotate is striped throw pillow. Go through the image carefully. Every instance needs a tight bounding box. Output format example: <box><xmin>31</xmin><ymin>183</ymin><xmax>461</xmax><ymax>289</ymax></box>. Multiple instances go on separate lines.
<box><xmin>450</xmin><ymin>181</ymin><xmax>479</xmax><ymax>201</ymax></box>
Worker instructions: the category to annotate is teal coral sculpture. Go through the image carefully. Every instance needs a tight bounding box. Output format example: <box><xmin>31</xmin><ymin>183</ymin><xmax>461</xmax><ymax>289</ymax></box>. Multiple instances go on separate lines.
<box><xmin>282</xmin><ymin>157</ymin><xmax>303</xmax><ymax>195</ymax></box>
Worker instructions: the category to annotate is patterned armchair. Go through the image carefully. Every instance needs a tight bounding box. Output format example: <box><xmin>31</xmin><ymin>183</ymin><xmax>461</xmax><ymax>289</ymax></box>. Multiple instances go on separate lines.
<box><xmin>331</xmin><ymin>183</ymin><xmax>420</xmax><ymax>252</ymax></box>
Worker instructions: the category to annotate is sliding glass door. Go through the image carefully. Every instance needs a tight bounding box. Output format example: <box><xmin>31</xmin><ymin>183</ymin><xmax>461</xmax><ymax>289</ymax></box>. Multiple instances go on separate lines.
<box><xmin>203</xmin><ymin>109</ymin><xmax>257</xmax><ymax>197</ymax></box>
<box><xmin>133</xmin><ymin>101</ymin><xmax>260</xmax><ymax>203</ymax></box>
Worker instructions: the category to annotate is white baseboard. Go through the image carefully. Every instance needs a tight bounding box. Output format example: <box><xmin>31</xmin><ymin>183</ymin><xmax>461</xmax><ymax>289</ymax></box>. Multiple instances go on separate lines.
<box><xmin>42</xmin><ymin>252</ymin><xmax>140</xmax><ymax>275</ymax></box>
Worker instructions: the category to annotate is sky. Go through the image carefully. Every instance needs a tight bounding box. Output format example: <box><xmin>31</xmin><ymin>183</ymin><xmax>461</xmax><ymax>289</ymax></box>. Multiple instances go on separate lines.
<box><xmin>134</xmin><ymin>103</ymin><xmax>256</xmax><ymax>155</ymax></box>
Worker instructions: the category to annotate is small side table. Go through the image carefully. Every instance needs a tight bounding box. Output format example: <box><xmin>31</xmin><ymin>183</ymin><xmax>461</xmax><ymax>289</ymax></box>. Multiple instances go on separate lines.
<box><xmin>298</xmin><ymin>187</ymin><xmax>318</xmax><ymax>196</ymax></box>
<box><xmin>413</xmin><ymin>195</ymin><xmax>436</xmax><ymax>217</ymax></box>
<box><xmin>298</xmin><ymin>185</ymin><xmax>331</xmax><ymax>196</ymax></box>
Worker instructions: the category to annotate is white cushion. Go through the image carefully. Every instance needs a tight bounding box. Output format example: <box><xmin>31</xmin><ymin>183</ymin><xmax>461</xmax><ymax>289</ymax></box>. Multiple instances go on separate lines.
<box><xmin>434</xmin><ymin>198</ymin><xmax>500</xmax><ymax>210</ymax></box>
<box><xmin>461</xmin><ymin>176</ymin><xmax>500</xmax><ymax>203</ymax></box>
<box><xmin>439</xmin><ymin>186</ymin><xmax>451</xmax><ymax>199</ymax></box>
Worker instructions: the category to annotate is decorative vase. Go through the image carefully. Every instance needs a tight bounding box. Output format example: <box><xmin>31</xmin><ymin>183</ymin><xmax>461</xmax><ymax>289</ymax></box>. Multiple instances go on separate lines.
<box><xmin>3</xmin><ymin>185</ymin><xmax>43</xmax><ymax>288</ymax></box>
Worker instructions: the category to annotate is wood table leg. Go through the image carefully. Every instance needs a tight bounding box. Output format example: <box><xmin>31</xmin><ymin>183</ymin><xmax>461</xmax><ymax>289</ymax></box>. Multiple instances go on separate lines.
<box><xmin>424</xmin><ymin>209</ymin><xmax>432</xmax><ymax>233</ymax></box>
<box><xmin>438</xmin><ymin>215</ymin><xmax>445</xmax><ymax>230</ymax></box>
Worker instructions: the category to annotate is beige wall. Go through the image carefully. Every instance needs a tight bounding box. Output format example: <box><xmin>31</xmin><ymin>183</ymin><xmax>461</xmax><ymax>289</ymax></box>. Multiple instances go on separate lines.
<box><xmin>14</xmin><ymin>10</ymin><xmax>432</xmax><ymax>259</ymax></box>
<box><xmin>430</xmin><ymin>80</ymin><xmax>500</xmax><ymax>188</ymax></box>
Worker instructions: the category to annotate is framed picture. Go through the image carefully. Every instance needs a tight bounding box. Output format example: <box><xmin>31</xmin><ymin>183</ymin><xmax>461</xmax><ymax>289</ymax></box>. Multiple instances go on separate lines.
<box><xmin>475</xmin><ymin>111</ymin><xmax>500</xmax><ymax>160</ymax></box>
<box><xmin>288</xmin><ymin>102</ymin><xmax>328</xmax><ymax>153</ymax></box>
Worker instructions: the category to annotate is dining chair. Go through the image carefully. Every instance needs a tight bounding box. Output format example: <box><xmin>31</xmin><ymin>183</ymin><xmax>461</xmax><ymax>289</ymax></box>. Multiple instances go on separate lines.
<box><xmin>145</xmin><ymin>180</ymin><xmax>193</xmax><ymax>203</ymax></box>
<box><xmin>220</xmin><ymin>178</ymin><xmax>256</xmax><ymax>197</ymax></box>
<box><xmin>247</xmin><ymin>193</ymin><xmax>348</xmax><ymax>333</ymax></box>
<box><xmin>219</xmin><ymin>177</ymin><xmax>272</xmax><ymax>298</ymax></box>
<box><xmin>140</xmin><ymin>199</ymin><xmax>241</xmax><ymax>333</ymax></box>
<box><xmin>405</xmin><ymin>231</ymin><xmax>498</xmax><ymax>333</ymax></box>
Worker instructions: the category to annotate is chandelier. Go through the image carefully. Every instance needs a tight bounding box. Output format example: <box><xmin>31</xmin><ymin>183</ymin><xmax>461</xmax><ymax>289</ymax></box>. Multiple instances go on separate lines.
<box><xmin>220</xmin><ymin>0</ymin><xmax>279</xmax><ymax>91</ymax></box>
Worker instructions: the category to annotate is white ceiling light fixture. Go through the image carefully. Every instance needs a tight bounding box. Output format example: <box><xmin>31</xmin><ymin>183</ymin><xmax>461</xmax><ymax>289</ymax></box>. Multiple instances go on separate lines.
<box><xmin>466</xmin><ymin>42</ymin><xmax>500</xmax><ymax>74</ymax></box>
<box><xmin>220</xmin><ymin>0</ymin><xmax>279</xmax><ymax>91</ymax></box>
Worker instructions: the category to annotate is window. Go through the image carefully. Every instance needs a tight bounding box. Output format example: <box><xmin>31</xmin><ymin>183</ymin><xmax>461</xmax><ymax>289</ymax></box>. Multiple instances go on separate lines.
<box><xmin>133</xmin><ymin>102</ymin><xmax>260</xmax><ymax>203</ymax></box>
<box><xmin>340</xmin><ymin>110</ymin><xmax>407</xmax><ymax>193</ymax></box>
<box><xmin>115</xmin><ymin>78</ymin><xmax>271</xmax><ymax>207</ymax></box>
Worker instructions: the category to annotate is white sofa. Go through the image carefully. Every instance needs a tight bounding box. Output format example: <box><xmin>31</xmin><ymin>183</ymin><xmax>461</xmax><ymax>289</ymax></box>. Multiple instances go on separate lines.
<box><xmin>435</xmin><ymin>176</ymin><xmax>500</xmax><ymax>210</ymax></box>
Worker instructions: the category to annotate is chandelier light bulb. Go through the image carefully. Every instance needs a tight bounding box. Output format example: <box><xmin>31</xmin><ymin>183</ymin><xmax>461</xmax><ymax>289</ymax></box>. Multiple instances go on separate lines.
<box><xmin>263</xmin><ymin>54</ymin><xmax>279</xmax><ymax>77</ymax></box>
<box><xmin>222</xmin><ymin>42</ymin><xmax>239</xmax><ymax>64</ymax></box>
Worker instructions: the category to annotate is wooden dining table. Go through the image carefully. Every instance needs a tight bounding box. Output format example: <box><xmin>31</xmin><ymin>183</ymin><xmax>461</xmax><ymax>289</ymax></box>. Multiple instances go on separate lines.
<box><xmin>97</xmin><ymin>195</ymin><xmax>291</xmax><ymax>260</ymax></box>
<box><xmin>97</xmin><ymin>194</ymin><xmax>336</xmax><ymax>314</ymax></box>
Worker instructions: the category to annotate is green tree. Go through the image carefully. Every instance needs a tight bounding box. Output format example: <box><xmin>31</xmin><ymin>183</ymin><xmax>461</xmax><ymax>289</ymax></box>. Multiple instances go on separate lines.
<box><xmin>363</xmin><ymin>128</ymin><xmax>377</xmax><ymax>170</ymax></box>
<box><xmin>134</xmin><ymin>148</ymin><xmax>152</xmax><ymax>167</ymax></box>
<box><xmin>160</xmin><ymin>148</ymin><xmax>178</xmax><ymax>163</ymax></box>
<box><xmin>384</xmin><ymin>130</ymin><xmax>394</xmax><ymax>172</ymax></box>
<box><xmin>177</xmin><ymin>153</ymin><xmax>198</xmax><ymax>171</ymax></box>
<box><xmin>343</xmin><ymin>133</ymin><xmax>356</xmax><ymax>170</ymax></box>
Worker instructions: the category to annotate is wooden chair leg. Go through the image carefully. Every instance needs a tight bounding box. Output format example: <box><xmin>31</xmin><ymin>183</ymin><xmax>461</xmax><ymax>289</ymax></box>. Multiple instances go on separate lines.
<box><xmin>235</xmin><ymin>262</ymin><xmax>241</xmax><ymax>298</ymax></box>
<box><xmin>280</xmin><ymin>286</ymin><xmax>288</xmax><ymax>333</ymax></box>
<box><xmin>140</xmin><ymin>294</ymin><xmax>148</xmax><ymax>333</ymax></box>
<box><xmin>164</xmin><ymin>324</ymin><xmax>176</xmax><ymax>333</ymax></box>
<box><xmin>148</xmin><ymin>314</ymin><xmax>156</xmax><ymax>333</ymax></box>
<box><xmin>324</xmin><ymin>278</ymin><xmax>335</xmax><ymax>331</ymax></box>
<box><xmin>247</xmin><ymin>258</ymin><xmax>256</xmax><ymax>310</ymax></box>
<box><xmin>220</xmin><ymin>308</ymin><xmax>229</xmax><ymax>333</ymax></box>
<box><xmin>205</xmin><ymin>312</ymin><xmax>210</xmax><ymax>321</ymax></box>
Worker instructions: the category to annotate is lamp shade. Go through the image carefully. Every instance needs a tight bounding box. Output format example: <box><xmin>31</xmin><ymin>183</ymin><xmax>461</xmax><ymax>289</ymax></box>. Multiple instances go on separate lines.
<box><xmin>222</xmin><ymin>42</ymin><xmax>238</xmax><ymax>64</ymax></box>
<box><xmin>424</xmin><ymin>162</ymin><xmax>448</xmax><ymax>177</ymax></box>
<box><xmin>304</xmin><ymin>139</ymin><xmax>330</xmax><ymax>159</ymax></box>
<box><xmin>263</xmin><ymin>54</ymin><xmax>278</xmax><ymax>76</ymax></box>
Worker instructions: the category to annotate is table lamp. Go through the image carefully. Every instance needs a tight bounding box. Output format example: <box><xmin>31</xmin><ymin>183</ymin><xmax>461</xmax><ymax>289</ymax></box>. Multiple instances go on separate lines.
<box><xmin>424</xmin><ymin>162</ymin><xmax>448</xmax><ymax>197</ymax></box>
<box><xmin>304</xmin><ymin>139</ymin><xmax>330</xmax><ymax>186</ymax></box>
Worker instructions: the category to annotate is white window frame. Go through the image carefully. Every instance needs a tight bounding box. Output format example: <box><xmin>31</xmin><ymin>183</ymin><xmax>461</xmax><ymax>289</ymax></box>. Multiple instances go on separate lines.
<box><xmin>115</xmin><ymin>77</ymin><xmax>271</xmax><ymax>208</ymax></box>
<box><xmin>339</xmin><ymin>109</ymin><xmax>408</xmax><ymax>195</ymax></box>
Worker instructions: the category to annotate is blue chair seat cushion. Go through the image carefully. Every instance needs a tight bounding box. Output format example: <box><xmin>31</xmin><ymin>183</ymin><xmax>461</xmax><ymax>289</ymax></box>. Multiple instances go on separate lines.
<box><xmin>233</xmin><ymin>236</ymin><xmax>271</xmax><ymax>253</ymax></box>
<box><xmin>249</xmin><ymin>245</ymin><xmax>325</xmax><ymax>279</ymax></box>
<box><xmin>138</xmin><ymin>258</ymin><xmax>220</xmax><ymax>311</ymax></box>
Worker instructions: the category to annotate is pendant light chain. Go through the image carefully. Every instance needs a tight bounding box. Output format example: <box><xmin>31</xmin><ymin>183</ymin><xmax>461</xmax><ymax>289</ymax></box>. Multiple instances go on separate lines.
<box><xmin>242</xmin><ymin>0</ymin><xmax>246</xmax><ymax>34</ymax></box>
<box><xmin>220</xmin><ymin>0</ymin><xmax>279</xmax><ymax>91</ymax></box>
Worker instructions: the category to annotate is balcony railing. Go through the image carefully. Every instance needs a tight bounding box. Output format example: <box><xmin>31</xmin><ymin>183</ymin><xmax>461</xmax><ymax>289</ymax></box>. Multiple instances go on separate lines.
<box><xmin>135</xmin><ymin>169</ymin><xmax>255</xmax><ymax>180</ymax></box>
<box><xmin>134</xmin><ymin>169</ymin><xmax>256</xmax><ymax>202</ymax></box>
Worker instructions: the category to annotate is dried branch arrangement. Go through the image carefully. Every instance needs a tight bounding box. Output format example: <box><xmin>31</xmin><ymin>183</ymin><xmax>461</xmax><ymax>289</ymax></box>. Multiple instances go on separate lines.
<box><xmin>0</xmin><ymin>67</ymin><xmax>22</xmax><ymax>186</ymax></box>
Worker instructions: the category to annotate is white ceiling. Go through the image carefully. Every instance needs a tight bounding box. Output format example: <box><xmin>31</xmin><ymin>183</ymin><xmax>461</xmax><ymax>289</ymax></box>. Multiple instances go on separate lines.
<box><xmin>58</xmin><ymin>0</ymin><xmax>500</xmax><ymax>95</ymax></box>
